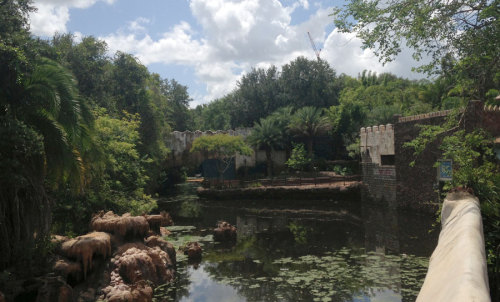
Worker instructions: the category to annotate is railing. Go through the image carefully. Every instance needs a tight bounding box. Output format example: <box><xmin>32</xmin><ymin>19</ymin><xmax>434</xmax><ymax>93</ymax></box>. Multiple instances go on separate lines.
<box><xmin>202</xmin><ymin>175</ymin><xmax>361</xmax><ymax>189</ymax></box>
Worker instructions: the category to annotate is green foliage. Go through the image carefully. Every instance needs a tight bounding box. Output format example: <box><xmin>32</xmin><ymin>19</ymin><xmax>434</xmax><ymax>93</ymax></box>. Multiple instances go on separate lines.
<box><xmin>191</xmin><ymin>97</ymin><xmax>231</xmax><ymax>131</ymax></box>
<box><xmin>289</xmin><ymin>106</ymin><xmax>331</xmax><ymax>157</ymax></box>
<box><xmin>288</xmin><ymin>222</ymin><xmax>311</xmax><ymax>245</ymax></box>
<box><xmin>280</xmin><ymin>57</ymin><xmax>341</xmax><ymax>109</ymax></box>
<box><xmin>286</xmin><ymin>143</ymin><xmax>311</xmax><ymax>171</ymax></box>
<box><xmin>0</xmin><ymin>116</ymin><xmax>50</xmax><ymax>269</ymax></box>
<box><xmin>248</xmin><ymin>116</ymin><xmax>286</xmax><ymax>176</ymax></box>
<box><xmin>191</xmin><ymin>57</ymin><xmax>341</xmax><ymax>129</ymax></box>
<box><xmin>191</xmin><ymin>134</ymin><xmax>252</xmax><ymax>179</ymax></box>
<box><xmin>52</xmin><ymin>109</ymin><xmax>157</xmax><ymax>235</ymax></box>
<box><xmin>333</xmin><ymin>0</ymin><xmax>499</xmax><ymax>100</ymax></box>
<box><xmin>404</xmin><ymin>109</ymin><xmax>500</xmax><ymax>292</ymax></box>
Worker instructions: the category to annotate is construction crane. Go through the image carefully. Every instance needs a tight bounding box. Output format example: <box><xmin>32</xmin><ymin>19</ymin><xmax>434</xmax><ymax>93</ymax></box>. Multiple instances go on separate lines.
<box><xmin>307</xmin><ymin>32</ymin><xmax>321</xmax><ymax>61</ymax></box>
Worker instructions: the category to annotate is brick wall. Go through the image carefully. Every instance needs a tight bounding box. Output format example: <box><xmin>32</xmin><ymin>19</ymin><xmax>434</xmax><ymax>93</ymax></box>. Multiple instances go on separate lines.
<box><xmin>394</xmin><ymin>115</ymin><xmax>447</xmax><ymax>206</ymax></box>
<box><xmin>361</xmin><ymin>101</ymin><xmax>500</xmax><ymax>208</ymax></box>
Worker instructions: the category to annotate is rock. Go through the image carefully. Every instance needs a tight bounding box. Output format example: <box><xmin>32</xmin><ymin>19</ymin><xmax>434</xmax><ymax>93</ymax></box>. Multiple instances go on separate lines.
<box><xmin>214</xmin><ymin>221</ymin><xmax>237</xmax><ymax>242</ymax></box>
<box><xmin>34</xmin><ymin>276</ymin><xmax>73</xmax><ymax>302</ymax></box>
<box><xmin>145</xmin><ymin>211</ymin><xmax>173</xmax><ymax>233</ymax></box>
<box><xmin>101</xmin><ymin>243</ymin><xmax>175</xmax><ymax>302</ymax></box>
<box><xmin>182</xmin><ymin>242</ymin><xmax>202</xmax><ymax>260</ymax></box>
<box><xmin>105</xmin><ymin>281</ymin><xmax>152</xmax><ymax>302</ymax></box>
<box><xmin>144</xmin><ymin>235</ymin><xmax>176</xmax><ymax>268</ymax></box>
<box><xmin>159</xmin><ymin>227</ymin><xmax>171</xmax><ymax>237</ymax></box>
<box><xmin>91</xmin><ymin>211</ymin><xmax>149</xmax><ymax>239</ymax></box>
<box><xmin>53</xmin><ymin>257</ymin><xmax>82</xmax><ymax>284</ymax></box>
<box><xmin>60</xmin><ymin>232</ymin><xmax>111</xmax><ymax>279</ymax></box>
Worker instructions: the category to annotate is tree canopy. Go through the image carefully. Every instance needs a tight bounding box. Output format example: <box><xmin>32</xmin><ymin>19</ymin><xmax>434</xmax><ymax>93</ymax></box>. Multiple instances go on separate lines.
<box><xmin>190</xmin><ymin>134</ymin><xmax>252</xmax><ymax>180</ymax></box>
<box><xmin>333</xmin><ymin>0</ymin><xmax>500</xmax><ymax>100</ymax></box>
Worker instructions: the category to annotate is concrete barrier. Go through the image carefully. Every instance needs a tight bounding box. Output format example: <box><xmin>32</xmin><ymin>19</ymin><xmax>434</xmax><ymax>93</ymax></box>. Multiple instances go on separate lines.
<box><xmin>417</xmin><ymin>192</ymin><xmax>490</xmax><ymax>302</ymax></box>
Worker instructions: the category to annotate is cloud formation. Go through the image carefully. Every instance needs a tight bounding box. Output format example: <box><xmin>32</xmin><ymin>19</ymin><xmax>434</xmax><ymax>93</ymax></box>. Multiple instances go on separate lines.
<box><xmin>31</xmin><ymin>0</ymin><xmax>427</xmax><ymax>106</ymax></box>
<box><xmin>30</xmin><ymin>0</ymin><xmax>115</xmax><ymax>36</ymax></box>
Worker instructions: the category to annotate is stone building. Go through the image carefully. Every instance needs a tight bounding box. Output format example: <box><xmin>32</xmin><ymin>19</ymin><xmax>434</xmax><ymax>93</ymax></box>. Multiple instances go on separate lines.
<box><xmin>361</xmin><ymin>101</ymin><xmax>500</xmax><ymax>208</ymax></box>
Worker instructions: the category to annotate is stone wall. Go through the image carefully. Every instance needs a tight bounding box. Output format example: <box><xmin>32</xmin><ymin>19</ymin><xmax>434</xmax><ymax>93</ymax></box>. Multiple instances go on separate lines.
<box><xmin>165</xmin><ymin>129</ymin><xmax>254</xmax><ymax>171</ymax></box>
<box><xmin>360</xmin><ymin>124</ymin><xmax>396</xmax><ymax>203</ymax></box>
<box><xmin>361</xmin><ymin>101</ymin><xmax>500</xmax><ymax>207</ymax></box>
<box><xmin>394</xmin><ymin>113</ymin><xmax>448</xmax><ymax>206</ymax></box>
<box><xmin>165</xmin><ymin>128</ymin><xmax>287</xmax><ymax>173</ymax></box>
<box><xmin>360</xmin><ymin>124</ymin><xmax>395</xmax><ymax>165</ymax></box>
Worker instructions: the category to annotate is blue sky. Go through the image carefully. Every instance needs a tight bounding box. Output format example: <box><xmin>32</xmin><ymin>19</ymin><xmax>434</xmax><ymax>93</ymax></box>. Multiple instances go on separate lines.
<box><xmin>30</xmin><ymin>0</ymin><xmax>426</xmax><ymax>107</ymax></box>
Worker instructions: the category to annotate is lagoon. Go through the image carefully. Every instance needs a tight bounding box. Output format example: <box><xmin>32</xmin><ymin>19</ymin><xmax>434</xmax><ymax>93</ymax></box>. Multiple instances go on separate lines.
<box><xmin>155</xmin><ymin>183</ymin><xmax>438</xmax><ymax>302</ymax></box>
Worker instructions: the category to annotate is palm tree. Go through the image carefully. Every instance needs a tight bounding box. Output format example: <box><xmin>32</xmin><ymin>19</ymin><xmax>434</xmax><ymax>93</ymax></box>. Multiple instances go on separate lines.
<box><xmin>20</xmin><ymin>58</ymin><xmax>94</xmax><ymax>189</ymax></box>
<box><xmin>0</xmin><ymin>58</ymin><xmax>93</xmax><ymax>269</ymax></box>
<box><xmin>247</xmin><ymin>116</ymin><xmax>284</xmax><ymax>176</ymax></box>
<box><xmin>288</xmin><ymin>106</ymin><xmax>331</xmax><ymax>158</ymax></box>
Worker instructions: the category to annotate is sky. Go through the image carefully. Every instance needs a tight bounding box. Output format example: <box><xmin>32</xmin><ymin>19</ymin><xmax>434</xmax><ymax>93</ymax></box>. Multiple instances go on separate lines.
<box><xmin>29</xmin><ymin>0</ymin><xmax>427</xmax><ymax>107</ymax></box>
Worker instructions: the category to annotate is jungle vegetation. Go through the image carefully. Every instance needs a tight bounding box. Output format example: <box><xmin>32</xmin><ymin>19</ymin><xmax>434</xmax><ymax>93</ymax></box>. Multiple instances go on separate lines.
<box><xmin>0</xmin><ymin>0</ymin><xmax>498</xmax><ymax>294</ymax></box>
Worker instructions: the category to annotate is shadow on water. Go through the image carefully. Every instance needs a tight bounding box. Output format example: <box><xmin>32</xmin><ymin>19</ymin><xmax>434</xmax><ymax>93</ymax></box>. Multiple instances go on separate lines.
<box><xmin>154</xmin><ymin>183</ymin><xmax>439</xmax><ymax>302</ymax></box>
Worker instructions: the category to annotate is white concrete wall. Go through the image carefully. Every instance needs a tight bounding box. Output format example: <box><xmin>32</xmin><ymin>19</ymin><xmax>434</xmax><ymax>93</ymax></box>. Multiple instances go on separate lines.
<box><xmin>255</xmin><ymin>150</ymin><xmax>287</xmax><ymax>166</ymax></box>
<box><xmin>360</xmin><ymin>124</ymin><xmax>394</xmax><ymax>165</ymax></box>
<box><xmin>417</xmin><ymin>192</ymin><xmax>490</xmax><ymax>302</ymax></box>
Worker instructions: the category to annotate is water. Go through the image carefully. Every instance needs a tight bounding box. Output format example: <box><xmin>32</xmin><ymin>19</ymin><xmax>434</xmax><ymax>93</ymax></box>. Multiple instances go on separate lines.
<box><xmin>154</xmin><ymin>183</ymin><xmax>438</xmax><ymax>302</ymax></box>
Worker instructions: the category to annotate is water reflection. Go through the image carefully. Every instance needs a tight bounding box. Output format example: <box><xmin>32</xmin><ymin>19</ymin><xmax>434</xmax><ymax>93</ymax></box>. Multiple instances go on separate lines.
<box><xmin>156</xmin><ymin>183</ymin><xmax>437</xmax><ymax>302</ymax></box>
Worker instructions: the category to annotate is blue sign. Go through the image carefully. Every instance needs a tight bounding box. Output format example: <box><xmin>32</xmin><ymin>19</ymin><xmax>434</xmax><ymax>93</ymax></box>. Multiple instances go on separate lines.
<box><xmin>437</xmin><ymin>159</ymin><xmax>453</xmax><ymax>181</ymax></box>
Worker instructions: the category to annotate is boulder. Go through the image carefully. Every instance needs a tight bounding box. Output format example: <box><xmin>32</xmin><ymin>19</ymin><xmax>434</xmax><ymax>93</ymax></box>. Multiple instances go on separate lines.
<box><xmin>159</xmin><ymin>227</ymin><xmax>171</xmax><ymax>237</ymax></box>
<box><xmin>60</xmin><ymin>232</ymin><xmax>111</xmax><ymax>279</ymax></box>
<box><xmin>182</xmin><ymin>242</ymin><xmax>202</xmax><ymax>260</ymax></box>
<box><xmin>144</xmin><ymin>211</ymin><xmax>173</xmax><ymax>233</ymax></box>
<box><xmin>214</xmin><ymin>221</ymin><xmax>237</xmax><ymax>242</ymax></box>
<box><xmin>91</xmin><ymin>211</ymin><xmax>149</xmax><ymax>239</ymax></box>
<box><xmin>101</xmin><ymin>243</ymin><xmax>174</xmax><ymax>302</ymax></box>
<box><xmin>53</xmin><ymin>257</ymin><xmax>82</xmax><ymax>284</ymax></box>
<box><xmin>144</xmin><ymin>235</ymin><xmax>176</xmax><ymax>268</ymax></box>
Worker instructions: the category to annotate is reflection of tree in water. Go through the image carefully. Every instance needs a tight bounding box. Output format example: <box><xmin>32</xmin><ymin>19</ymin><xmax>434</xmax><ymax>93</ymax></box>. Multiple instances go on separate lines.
<box><xmin>153</xmin><ymin>255</ymin><xmax>192</xmax><ymax>302</ymax></box>
<box><xmin>203</xmin><ymin>238</ymin><xmax>429</xmax><ymax>302</ymax></box>
<box><xmin>177</xmin><ymin>201</ymin><xmax>202</xmax><ymax>218</ymax></box>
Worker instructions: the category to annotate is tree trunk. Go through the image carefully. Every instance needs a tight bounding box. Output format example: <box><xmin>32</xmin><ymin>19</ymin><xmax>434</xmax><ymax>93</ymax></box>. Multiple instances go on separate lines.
<box><xmin>266</xmin><ymin>148</ymin><xmax>273</xmax><ymax>177</ymax></box>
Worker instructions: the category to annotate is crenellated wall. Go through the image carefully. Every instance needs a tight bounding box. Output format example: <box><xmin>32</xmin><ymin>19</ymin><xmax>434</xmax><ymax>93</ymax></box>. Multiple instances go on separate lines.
<box><xmin>165</xmin><ymin>128</ymin><xmax>287</xmax><ymax>176</ymax></box>
<box><xmin>360</xmin><ymin>100</ymin><xmax>500</xmax><ymax>207</ymax></box>
<box><xmin>360</xmin><ymin>124</ymin><xmax>396</xmax><ymax>203</ymax></box>
<box><xmin>165</xmin><ymin>128</ymin><xmax>254</xmax><ymax>171</ymax></box>
<box><xmin>360</xmin><ymin>124</ymin><xmax>394</xmax><ymax>165</ymax></box>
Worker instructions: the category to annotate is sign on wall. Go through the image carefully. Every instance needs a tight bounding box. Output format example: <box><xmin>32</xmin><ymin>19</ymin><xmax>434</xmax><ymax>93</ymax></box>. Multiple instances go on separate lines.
<box><xmin>437</xmin><ymin>159</ymin><xmax>453</xmax><ymax>181</ymax></box>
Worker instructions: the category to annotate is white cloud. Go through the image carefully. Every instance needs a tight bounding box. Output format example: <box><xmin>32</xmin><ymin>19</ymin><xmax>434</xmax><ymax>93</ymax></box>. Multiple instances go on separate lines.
<box><xmin>102</xmin><ymin>0</ymin><xmax>323</xmax><ymax>103</ymax></box>
<box><xmin>128</xmin><ymin>17</ymin><xmax>150</xmax><ymax>33</ymax></box>
<box><xmin>322</xmin><ymin>29</ymin><xmax>427</xmax><ymax>79</ymax></box>
<box><xmin>30</xmin><ymin>0</ymin><xmax>115</xmax><ymax>36</ymax></box>
<box><xmin>30</xmin><ymin>3</ymin><xmax>70</xmax><ymax>36</ymax></box>
<box><xmin>31</xmin><ymin>0</ymin><xmax>428</xmax><ymax>105</ymax></box>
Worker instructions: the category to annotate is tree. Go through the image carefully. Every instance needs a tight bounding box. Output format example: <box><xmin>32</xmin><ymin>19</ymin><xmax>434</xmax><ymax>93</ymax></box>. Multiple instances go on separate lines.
<box><xmin>289</xmin><ymin>106</ymin><xmax>331</xmax><ymax>157</ymax></box>
<box><xmin>19</xmin><ymin>58</ymin><xmax>94</xmax><ymax>189</ymax></box>
<box><xmin>232</xmin><ymin>66</ymin><xmax>282</xmax><ymax>127</ymax></box>
<box><xmin>191</xmin><ymin>98</ymin><xmax>231</xmax><ymax>131</ymax></box>
<box><xmin>50</xmin><ymin>34</ymin><xmax>112</xmax><ymax>108</ymax></box>
<box><xmin>285</xmin><ymin>143</ymin><xmax>311</xmax><ymax>172</ymax></box>
<box><xmin>0</xmin><ymin>57</ymin><xmax>92</xmax><ymax>269</ymax></box>
<box><xmin>333</xmin><ymin>0</ymin><xmax>500</xmax><ymax>100</ymax></box>
<box><xmin>190</xmin><ymin>134</ymin><xmax>252</xmax><ymax>181</ymax></box>
<box><xmin>161</xmin><ymin>78</ymin><xmax>192</xmax><ymax>131</ymax></box>
<box><xmin>280</xmin><ymin>57</ymin><xmax>341</xmax><ymax>108</ymax></box>
<box><xmin>247</xmin><ymin>116</ymin><xmax>284</xmax><ymax>176</ymax></box>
